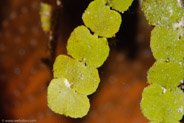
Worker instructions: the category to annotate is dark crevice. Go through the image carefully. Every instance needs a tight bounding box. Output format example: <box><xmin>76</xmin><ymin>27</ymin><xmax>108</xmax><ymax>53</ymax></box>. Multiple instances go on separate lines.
<box><xmin>111</xmin><ymin>0</ymin><xmax>139</xmax><ymax>60</ymax></box>
<box><xmin>61</xmin><ymin>0</ymin><xmax>92</xmax><ymax>28</ymax></box>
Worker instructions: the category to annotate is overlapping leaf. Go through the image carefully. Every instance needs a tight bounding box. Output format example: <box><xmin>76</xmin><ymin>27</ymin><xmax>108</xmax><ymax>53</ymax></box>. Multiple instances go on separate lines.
<box><xmin>105</xmin><ymin>0</ymin><xmax>133</xmax><ymax>13</ymax></box>
<box><xmin>48</xmin><ymin>78</ymin><xmax>90</xmax><ymax>118</ymax></box>
<box><xmin>148</xmin><ymin>61</ymin><xmax>184</xmax><ymax>89</ymax></box>
<box><xmin>142</xmin><ymin>0</ymin><xmax>184</xmax><ymax>27</ymax></box>
<box><xmin>150</xmin><ymin>26</ymin><xmax>184</xmax><ymax>61</ymax></box>
<box><xmin>82</xmin><ymin>0</ymin><xmax>121</xmax><ymax>38</ymax></box>
<box><xmin>53</xmin><ymin>55</ymin><xmax>100</xmax><ymax>95</ymax></box>
<box><xmin>141</xmin><ymin>84</ymin><xmax>184</xmax><ymax>123</ymax></box>
<box><xmin>67</xmin><ymin>25</ymin><xmax>109</xmax><ymax>68</ymax></box>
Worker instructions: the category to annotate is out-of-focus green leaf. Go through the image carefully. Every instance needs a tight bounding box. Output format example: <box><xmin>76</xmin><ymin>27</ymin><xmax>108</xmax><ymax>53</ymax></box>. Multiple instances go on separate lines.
<box><xmin>40</xmin><ymin>2</ymin><xmax>52</xmax><ymax>32</ymax></box>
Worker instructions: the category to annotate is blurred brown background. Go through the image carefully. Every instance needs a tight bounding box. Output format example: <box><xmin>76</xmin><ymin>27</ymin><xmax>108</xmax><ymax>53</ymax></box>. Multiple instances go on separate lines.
<box><xmin>0</xmin><ymin>0</ymin><xmax>155</xmax><ymax>122</ymax></box>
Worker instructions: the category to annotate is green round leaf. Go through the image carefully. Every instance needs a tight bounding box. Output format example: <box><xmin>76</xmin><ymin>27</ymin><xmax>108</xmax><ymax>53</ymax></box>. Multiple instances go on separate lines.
<box><xmin>53</xmin><ymin>55</ymin><xmax>100</xmax><ymax>95</ymax></box>
<box><xmin>48</xmin><ymin>78</ymin><xmax>90</xmax><ymax>118</ymax></box>
<box><xmin>105</xmin><ymin>0</ymin><xmax>133</xmax><ymax>13</ymax></box>
<box><xmin>151</xmin><ymin>26</ymin><xmax>184</xmax><ymax>61</ymax></box>
<box><xmin>141</xmin><ymin>84</ymin><xmax>184</xmax><ymax>123</ymax></box>
<box><xmin>82</xmin><ymin>0</ymin><xmax>121</xmax><ymax>38</ymax></box>
<box><xmin>142</xmin><ymin>0</ymin><xmax>184</xmax><ymax>27</ymax></box>
<box><xmin>67</xmin><ymin>25</ymin><xmax>109</xmax><ymax>68</ymax></box>
<box><xmin>148</xmin><ymin>61</ymin><xmax>184</xmax><ymax>89</ymax></box>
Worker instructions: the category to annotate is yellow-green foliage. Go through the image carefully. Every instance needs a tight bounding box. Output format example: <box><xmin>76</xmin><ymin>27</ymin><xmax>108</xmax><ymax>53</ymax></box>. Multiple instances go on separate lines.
<box><xmin>47</xmin><ymin>78</ymin><xmax>90</xmax><ymax>118</ymax></box>
<box><xmin>53</xmin><ymin>55</ymin><xmax>100</xmax><ymax>95</ymax></box>
<box><xmin>47</xmin><ymin>0</ymin><xmax>133</xmax><ymax>118</ymax></box>
<box><xmin>105</xmin><ymin>0</ymin><xmax>133</xmax><ymax>13</ymax></box>
<box><xmin>67</xmin><ymin>25</ymin><xmax>109</xmax><ymax>68</ymax></box>
<box><xmin>148</xmin><ymin>61</ymin><xmax>184</xmax><ymax>89</ymax></box>
<box><xmin>141</xmin><ymin>84</ymin><xmax>184</xmax><ymax>123</ymax></box>
<box><xmin>40</xmin><ymin>2</ymin><xmax>52</xmax><ymax>32</ymax></box>
<box><xmin>142</xmin><ymin>0</ymin><xmax>184</xmax><ymax>27</ymax></box>
<box><xmin>82</xmin><ymin>0</ymin><xmax>122</xmax><ymax>38</ymax></box>
<box><xmin>141</xmin><ymin>0</ymin><xmax>184</xmax><ymax>122</ymax></box>
<box><xmin>150</xmin><ymin>26</ymin><xmax>184</xmax><ymax>61</ymax></box>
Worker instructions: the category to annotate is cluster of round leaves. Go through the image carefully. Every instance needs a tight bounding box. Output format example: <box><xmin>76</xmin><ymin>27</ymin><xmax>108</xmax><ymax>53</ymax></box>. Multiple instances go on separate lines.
<box><xmin>48</xmin><ymin>55</ymin><xmax>99</xmax><ymax>118</ymax></box>
<box><xmin>47</xmin><ymin>0</ymin><xmax>133</xmax><ymax>118</ymax></box>
<box><xmin>141</xmin><ymin>0</ymin><xmax>184</xmax><ymax>122</ymax></box>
